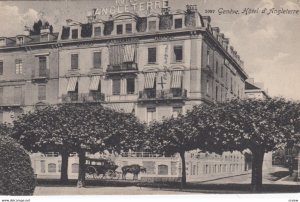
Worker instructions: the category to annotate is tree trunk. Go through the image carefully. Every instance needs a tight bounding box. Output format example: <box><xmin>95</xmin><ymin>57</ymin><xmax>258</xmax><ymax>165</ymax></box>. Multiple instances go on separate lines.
<box><xmin>77</xmin><ymin>150</ymin><xmax>86</xmax><ymax>188</ymax></box>
<box><xmin>60</xmin><ymin>150</ymin><xmax>69</xmax><ymax>184</ymax></box>
<box><xmin>251</xmin><ymin>150</ymin><xmax>264</xmax><ymax>192</ymax></box>
<box><xmin>179</xmin><ymin>151</ymin><xmax>186</xmax><ymax>188</ymax></box>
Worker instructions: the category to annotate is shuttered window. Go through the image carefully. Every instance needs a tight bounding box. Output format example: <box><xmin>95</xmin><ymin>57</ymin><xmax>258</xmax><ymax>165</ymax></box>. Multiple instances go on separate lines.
<box><xmin>15</xmin><ymin>59</ymin><xmax>22</xmax><ymax>74</ymax></box>
<box><xmin>126</xmin><ymin>23</ymin><xmax>132</xmax><ymax>33</ymax></box>
<box><xmin>93</xmin><ymin>52</ymin><xmax>101</xmax><ymax>69</ymax></box>
<box><xmin>112</xmin><ymin>79</ymin><xmax>121</xmax><ymax>95</ymax></box>
<box><xmin>71</xmin><ymin>54</ymin><xmax>78</xmax><ymax>69</ymax></box>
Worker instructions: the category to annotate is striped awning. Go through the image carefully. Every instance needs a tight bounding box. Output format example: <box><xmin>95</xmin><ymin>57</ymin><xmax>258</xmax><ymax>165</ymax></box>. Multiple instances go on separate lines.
<box><xmin>103</xmin><ymin>103</ymin><xmax>135</xmax><ymax>114</ymax></box>
<box><xmin>123</xmin><ymin>45</ymin><xmax>135</xmax><ymax>62</ymax></box>
<box><xmin>109</xmin><ymin>45</ymin><xmax>124</xmax><ymax>65</ymax></box>
<box><xmin>89</xmin><ymin>76</ymin><xmax>101</xmax><ymax>91</ymax></box>
<box><xmin>171</xmin><ymin>71</ymin><xmax>183</xmax><ymax>88</ymax></box>
<box><xmin>67</xmin><ymin>77</ymin><xmax>78</xmax><ymax>92</ymax></box>
<box><xmin>144</xmin><ymin>72</ymin><xmax>157</xmax><ymax>89</ymax></box>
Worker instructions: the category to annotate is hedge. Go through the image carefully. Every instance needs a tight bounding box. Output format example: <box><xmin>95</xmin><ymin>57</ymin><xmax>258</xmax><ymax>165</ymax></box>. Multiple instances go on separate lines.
<box><xmin>0</xmin><ymin>135</ymin><xmax>36</xmax><ymax>195</ymax></box>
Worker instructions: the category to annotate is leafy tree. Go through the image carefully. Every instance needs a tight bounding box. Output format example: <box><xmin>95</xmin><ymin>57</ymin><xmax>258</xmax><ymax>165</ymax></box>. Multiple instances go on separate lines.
<box><xmin>189</xmin><ymin>98</ymin><xmax>300</xmax><ymax>192</ymax></box>
<box><xmin>0</xmin><ymin>135</ymin><xmax>35</xmax><ymax>195</ymax></box>
<box><xmin>147</xmin><ymin>107</ymin><xmax>213</xmax><ymax>187</ymax></box>
<box><xmin>12</xmin><ymin>105</ymin><xmax>73</xmax><ymax>184</ymax></box>
<box><xmin>12</xmin><ymin>103</ymin><xmax>146</xmax><ymax>187</ymax></box>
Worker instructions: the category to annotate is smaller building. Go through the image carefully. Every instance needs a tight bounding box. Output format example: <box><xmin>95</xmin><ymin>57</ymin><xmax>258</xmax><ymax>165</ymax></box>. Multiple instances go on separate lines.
<box><xmin>245</xmin><ymin>78</ymin><xmax>269</xmax><ymax>99</ymax></box>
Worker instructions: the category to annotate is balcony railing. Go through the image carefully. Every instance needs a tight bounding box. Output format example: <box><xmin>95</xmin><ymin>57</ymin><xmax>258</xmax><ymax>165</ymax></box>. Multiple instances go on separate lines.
<box><xmin>138</xmin><ymin>89</ymin><xmax>187</xmax><ymax>101</ymax></box>
<box><xmin>0</xmin><ymin>96</ymin><xmax>25</xmax><ymax>107</ymax></box>
<box><xmin>62</xmin><ymin>92</ymin><xmax>105</xmax><ymax>103</ymax></box>
<box><xmin>120</xmin><ymin>152</ymin><xmax>178</xmax><ymax>159</ymax></box>
<box><xmin>107</xmin><ymin>63</ymin><xmax>138</xmax><ymax>73</ymax></box>
<box><xmin>32</xmin><ymin>68</ymin><xmax>50</xmax><ymax>79</ymax></box>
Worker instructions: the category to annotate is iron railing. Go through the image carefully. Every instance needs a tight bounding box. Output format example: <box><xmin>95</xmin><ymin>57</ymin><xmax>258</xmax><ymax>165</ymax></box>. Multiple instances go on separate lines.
<box><xmin>62</xmin><ymin>92</ymin><xmax>105</xmax><ymax>103</ymax></box>
<box><xmin>138</xmin><ymin>89</ymin><xmax>187</xmax><ymax>100</ymax></box>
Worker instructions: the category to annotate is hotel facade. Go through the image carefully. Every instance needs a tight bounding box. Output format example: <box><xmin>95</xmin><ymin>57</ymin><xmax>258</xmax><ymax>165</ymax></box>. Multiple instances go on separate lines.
<box><xmin>0</xmin><ymin>5</ymin><xmax>251</xmax><ymax>181</ymax></box>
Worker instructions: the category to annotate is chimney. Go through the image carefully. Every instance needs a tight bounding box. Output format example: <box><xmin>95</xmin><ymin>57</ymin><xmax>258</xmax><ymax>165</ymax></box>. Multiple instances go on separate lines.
<box><xmin>23</xmin><ymin>26</ymin><xmax>31</xmax><ymax>36</ymax></box>
<box><xmin>202</xmin><ymin>16</ymin><xmax>211</xmax><ymax>28</ymax></box>
<box><xmin>186</xmin><ymin>4</ymin><xmax>197</xmax><ymax>13</ymax></box>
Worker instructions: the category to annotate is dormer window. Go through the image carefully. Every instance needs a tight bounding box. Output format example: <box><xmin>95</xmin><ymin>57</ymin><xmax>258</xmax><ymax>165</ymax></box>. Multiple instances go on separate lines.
<box><xmin>94</xmin><ymin>26</ymin><xmax>101</xmax><ymax>36</ymax></box>
<box><xmin>72</xmin><ymin>29</ymin><xmax>78</xmax><ymax>39</ymax></box>
<box><xmin>125</xmin><ymin>23</ymin><xmax>132</xmax><ymax>34</ymax></box>
<box><xmin>16</xmin><ymin>37</ymin><xmax>24</xmax><ymax>45</ymax></box>
<box><xmin>149</xmin><ymin>21</ymin><xmax>156</xmax><ymax>32</ymax></box>
<box><xmin>0</xmin><ymin>38</ymin><xmax>6</xmax><ymax>46</ymax></box>
<box><xmin>175</xmin><ymin>18</ymin><xmax>183</xmax><ymax>29</ymax></box>
<box><xmin>117</xmin><ymin>24</ymin><xmax>123</xmax><ymax>35</ymax></box>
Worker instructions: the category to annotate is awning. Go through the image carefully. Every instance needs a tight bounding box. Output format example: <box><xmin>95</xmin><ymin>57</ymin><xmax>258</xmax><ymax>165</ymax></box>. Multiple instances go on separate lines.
<box><xmin>67</xmin><ymin>77</ymin><xmax>78</xmax><ymax>92</ymax></box>
<box><xmin>109</xmin><ymin>45</ymin><xmax>124</xmax><ymax>65</ymax></box>
<box><xmin>171</xmin><ymin>71</ymin><xmax>183</xmax><ymax>88</ymax></box>
<box><xmin>144</xmin><ymin>72</ymin><xmax>157</xmax><ymax>89</ymax></box>
<box><xmin>123</xmin><ymin>45</ymin><xmax>135</xmax><ymax>62</ymax></box>
<box><xmin>89</xmin><ymin>76</ymin><xmax>101</xmax><ymax>91</ymax></box>
<box><xmin>103</xmin><ymin>103</ymin><xmax>135</xmax><ymax>114</ymax></box>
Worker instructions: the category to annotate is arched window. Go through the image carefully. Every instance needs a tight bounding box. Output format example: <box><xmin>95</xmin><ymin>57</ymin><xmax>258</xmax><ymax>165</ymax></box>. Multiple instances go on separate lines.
<box><xmin>72</xmin><ymin>163</ymin><xmax>79</xmax><ymax>173</ymax></box>
<box><xmin>48</xmin><ymin>163</ymin><xmax>56</xmax><ymax>173</ymax></box>
<box><xmin>158</xmin><ymin>165</ymin><xmax>168</xmax><ymax>175</ymax></box>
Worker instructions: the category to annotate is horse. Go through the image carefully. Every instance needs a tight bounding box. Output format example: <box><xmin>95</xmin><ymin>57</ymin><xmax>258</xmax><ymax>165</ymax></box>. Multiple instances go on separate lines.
<box><xmin>121</xmin><ymin>164</ymin><xmax>146</xmax><ymax>180</ymax></box>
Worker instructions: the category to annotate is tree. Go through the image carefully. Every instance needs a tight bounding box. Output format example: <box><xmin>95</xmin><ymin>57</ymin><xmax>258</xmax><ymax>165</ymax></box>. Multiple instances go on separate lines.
<box><xmin>189</xmin><ymin>98</ymin><xmax>300</xmax><ymax>192</ymax></box>
<box><xmin>147</xmin><ymin>107</ymin><xmax>213</xmax><ymax>187</ymax></box>
<box><xmin>0</xmin><ymin>135</ymin><xmax>36</xmax><ymax>195</ymax></box>
<box><xmin>30</xmin><ymin>20</ymin><xmax>53</xmax><ymax>35</ymax></box>
<box><xmin>11</xmin><ymin>103</ymin><xmax>146</xmax><ymax>187</ymax></box>
<box><xmin>11</xmin><ymin>105</ymin><xmax>74</xmax><ymax>184</ymax></box>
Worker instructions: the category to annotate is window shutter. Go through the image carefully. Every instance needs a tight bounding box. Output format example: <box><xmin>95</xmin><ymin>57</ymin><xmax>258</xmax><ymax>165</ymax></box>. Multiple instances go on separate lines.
<box><xmin>112</xmin><ymin>79</ymin><xmax>121</xmax><ymax>95</ymax></box>
<box><xmin>71</xmin><ymin>54</ymin><xmax>78</xmax><ymax>69</ymax></box>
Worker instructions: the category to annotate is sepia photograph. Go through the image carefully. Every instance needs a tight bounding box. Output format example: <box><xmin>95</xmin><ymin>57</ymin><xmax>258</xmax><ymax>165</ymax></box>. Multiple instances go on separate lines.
<box><xmin>0</xmin><ymin>0</ymin><xmax>299</xmax><ymax>201</ymax></box>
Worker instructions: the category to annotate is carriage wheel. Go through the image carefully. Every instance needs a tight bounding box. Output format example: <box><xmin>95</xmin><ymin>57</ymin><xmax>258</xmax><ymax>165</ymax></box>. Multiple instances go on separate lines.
<box><xmin>86</xmin><ymin>166</ymin><xmax>97</xmax><ymax>179</ymax></box>
<box><xmin>104</xmin><ymin>170</ymin><xmax>114</xmax><ymax>180</ymax></box>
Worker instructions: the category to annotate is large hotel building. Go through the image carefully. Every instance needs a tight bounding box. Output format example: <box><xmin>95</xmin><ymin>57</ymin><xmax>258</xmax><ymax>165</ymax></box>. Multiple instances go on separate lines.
<box><xmin>0</xmin><ymin>4</ymin><xmax>265</xmax><ymax>181</ymax></box>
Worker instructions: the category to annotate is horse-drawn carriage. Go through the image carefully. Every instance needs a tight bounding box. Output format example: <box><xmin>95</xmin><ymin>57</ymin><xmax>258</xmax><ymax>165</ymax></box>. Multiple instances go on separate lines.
<box><xmin>85</xmin><ymin>157</ymin><xmax>121</xmax><ymax>180</ymax></box>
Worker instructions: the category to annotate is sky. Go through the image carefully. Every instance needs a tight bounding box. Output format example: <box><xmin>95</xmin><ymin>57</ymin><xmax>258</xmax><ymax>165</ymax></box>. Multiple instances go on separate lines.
<box><xmin>0</xmin><ymin>0</ymin><xmax>299</xmax><ymax>100</ymax></box>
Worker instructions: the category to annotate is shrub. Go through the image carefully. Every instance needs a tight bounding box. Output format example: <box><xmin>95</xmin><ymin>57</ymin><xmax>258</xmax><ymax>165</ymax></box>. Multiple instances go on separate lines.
<box><xmin>0</xmin><ymin>135</ymin><xmax>35</xmax><ymax>195</ymax></box>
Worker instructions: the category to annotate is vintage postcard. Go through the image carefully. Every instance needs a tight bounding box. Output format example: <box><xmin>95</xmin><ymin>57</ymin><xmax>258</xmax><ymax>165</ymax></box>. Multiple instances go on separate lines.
<box><xmin>0</xmin><ymin>0</ymin><xmax>299</xmax><ymax>201</ymax></box>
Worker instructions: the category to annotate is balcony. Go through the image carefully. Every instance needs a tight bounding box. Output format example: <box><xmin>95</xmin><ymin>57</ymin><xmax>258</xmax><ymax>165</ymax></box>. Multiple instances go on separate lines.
<box><xmin>0</xmin><ymin>96</ymin><xmax>25</xmax><ymax>107</ymax></box>
<box><xmin>138</xmin><ymin>89</ymin><xmax>187</xmax><ymax>102</ymax></box>
<box><xmin>32</xmin><ymin>69</ymin><xmax>50</xmax><ymax>82</ymax></box>
<box><xmin>106</xmin><ymin>63</ymin><xmax>138</xmax><ymax>74</ymax></box>
<box><xmin>62</xmin><ymin>92</ymin><xmax>105</xmax><ymax>103</ymax></box>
